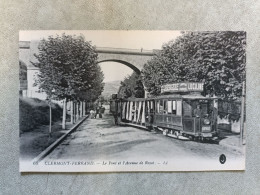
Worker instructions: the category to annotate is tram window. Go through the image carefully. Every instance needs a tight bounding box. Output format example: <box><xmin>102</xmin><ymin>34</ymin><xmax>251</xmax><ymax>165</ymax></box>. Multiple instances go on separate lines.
<box><xmin>176</xmin><ymin>100</ymin><xmax>182</xmax><ymax>116</ymax></box>
<box><xmin>150</xmin><ymin>101</ymin><xmax>154</xmax><ymax>113</ymax></box>
<box><xmin>159</xmin><ymin>100</ymin><xmax>164</xmax><ymax>114</ymax></box>
<box><xmin>190</xmin><ymin>100</ymin><xmax>209</xmax><ymax>117</ymax></box>
<box><xmin>201</xmin><ymin>103</ymin><xmax>208</xmax><ymax>116</ymax></box>
<box><xmin>183</xmin><ymin>100</ymin><xmax>192</xmax><ymax>116</ymax></box>
<box><xmin>172</xmin><ymin>100</ymin><xmax>177</xmax><ymax>115</ymax></box>
<box><xmin>136</xmin><ymin>101</ymin><xmax>139</xmax><ymax>112</ymax></box>
<box><xmin>164</xmin><ymin>100</ymin><xmax>167</xmax><ymax>114</ymax></box>
<box><xmin>167</xmin><ymin>100</ymin><xmax>172</xmax><ymax>113</ymax></box>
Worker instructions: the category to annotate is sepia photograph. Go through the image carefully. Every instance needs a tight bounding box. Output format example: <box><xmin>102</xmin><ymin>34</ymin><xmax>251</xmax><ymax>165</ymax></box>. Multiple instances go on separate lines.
<box><xmin>19</xmin><ymin>30</ymin><xmax>246</xmax><ymax>172</ymax></box>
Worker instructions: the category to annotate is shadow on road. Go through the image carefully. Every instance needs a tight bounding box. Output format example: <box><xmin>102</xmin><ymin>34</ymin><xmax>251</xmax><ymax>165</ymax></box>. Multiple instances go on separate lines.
<box><xmin>101</xmin><ymin>139</ymin><xmax>157</xmax><ymax>155</ymax></box>
<box><xmin>95</xmin><ymin>122</ymin><xmax>118</xmax><ymax>128</ymax></box>
<box><xmin>104</xmin><ymin>130</ymin><xmax>135</xmax><ymax>136</ymax></box>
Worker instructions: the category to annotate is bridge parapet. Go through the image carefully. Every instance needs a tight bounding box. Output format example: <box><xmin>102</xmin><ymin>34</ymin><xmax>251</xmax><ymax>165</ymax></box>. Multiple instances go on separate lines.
<box><xmin>96</xmin><ymin>47</ymin><xmax>154</xmax><ymax>56</ymax></box>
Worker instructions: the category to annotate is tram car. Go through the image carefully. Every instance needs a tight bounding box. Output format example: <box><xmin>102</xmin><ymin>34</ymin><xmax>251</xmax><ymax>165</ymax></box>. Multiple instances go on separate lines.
<box><xmin>111</xmin><ymin>82</ymin><xmax>219</xmax><ymax>141</ymax></box>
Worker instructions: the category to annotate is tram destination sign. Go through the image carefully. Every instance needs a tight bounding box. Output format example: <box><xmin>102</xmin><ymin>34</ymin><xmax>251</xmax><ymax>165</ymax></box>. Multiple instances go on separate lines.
<box><xmin>161</xmin><ymin>82</ymin><xmax>204</xmax><ymax>93</ymax></box>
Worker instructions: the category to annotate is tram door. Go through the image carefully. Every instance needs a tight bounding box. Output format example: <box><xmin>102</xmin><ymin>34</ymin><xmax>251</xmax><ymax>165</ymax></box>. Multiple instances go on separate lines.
<box><xmin>146</xmin><ymin>100</ymin><xmax>155</xmax><ymax>128</ymax></box>
<box><xmin>182</xmin><ymin>100</ymin><xmax>198</xmax><ymax>134</ymax></box>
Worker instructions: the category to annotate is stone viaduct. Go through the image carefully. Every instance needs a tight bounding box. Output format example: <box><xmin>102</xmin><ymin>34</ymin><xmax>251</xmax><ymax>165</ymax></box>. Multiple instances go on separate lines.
<box><xmin>19</xmin><ymin>40</ymin><xmax>155</xmax><ymax>99</ymax></box>
<box><xmin>96</xmin><ymin>47</ymin><xmax>154</xmax><ymax>74</ymax></box>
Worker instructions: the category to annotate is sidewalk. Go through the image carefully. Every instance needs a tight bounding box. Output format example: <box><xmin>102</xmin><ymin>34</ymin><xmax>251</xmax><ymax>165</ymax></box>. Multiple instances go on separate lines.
<box><xmin>218</xmin><ymin>130</ymin><xmax>245</xmax><ymax>154</ymax></box>
<box><xmin>20</xmin><ymin>116</ymin><xmax>87</xmax><ymax>161</ymax></box>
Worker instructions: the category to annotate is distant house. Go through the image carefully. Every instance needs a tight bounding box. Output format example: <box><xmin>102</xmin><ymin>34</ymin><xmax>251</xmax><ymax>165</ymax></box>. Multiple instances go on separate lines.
<box><xmin>19</xmin><ymin>40</ymin><xmax>47</xmax><ymax>100</ymax></box>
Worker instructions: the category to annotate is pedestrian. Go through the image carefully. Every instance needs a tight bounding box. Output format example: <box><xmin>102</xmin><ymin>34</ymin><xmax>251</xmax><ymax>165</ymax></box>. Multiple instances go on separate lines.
<box><xmin>193</xmin><ymin>105</ymin><xmax>201</xmax><ymax>118</ymax></box>
<box><xmin>131</xmin><ymin>105</ymin><xmax>135</xmax><ymax>121</ymax></box>
<box><xmin>90</xmin><ymin>109</ymin><xmax>95</xmax><ymax>119</ymax></box>
<box><xmin>99</xmin><ymin>106</ymin><xmax>102</xmax><ymax>118</ymax></box>
<box><xmin>95</xmin><ymin>107</ymin><xmax>99</xmax><ymax>119</ymax></box>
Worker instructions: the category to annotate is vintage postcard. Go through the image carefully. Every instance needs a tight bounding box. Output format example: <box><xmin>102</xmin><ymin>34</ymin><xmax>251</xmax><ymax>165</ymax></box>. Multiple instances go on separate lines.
<box><xmin>19</xmin><ymin>30</ymin><xmax>246</xmax><ymax>172</ymax></box>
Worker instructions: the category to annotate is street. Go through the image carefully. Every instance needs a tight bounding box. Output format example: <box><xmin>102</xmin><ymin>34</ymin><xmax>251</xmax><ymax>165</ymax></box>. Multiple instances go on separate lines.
<box><xmin>45</xmin><ymin>111</ymin><xmax>243</xmax><ymax>162</ymax></box>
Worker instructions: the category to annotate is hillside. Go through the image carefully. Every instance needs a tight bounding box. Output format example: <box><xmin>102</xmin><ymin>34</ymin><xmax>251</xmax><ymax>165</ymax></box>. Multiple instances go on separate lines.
<box><xmin>101</xmin><ymin>80</ymin><xmax>121</xmax><ymax>99</ymax></box>
<box><xmin>19</xmin><ymin>97</ymin><xmax>62</xmax><ymax>133</ymax></box>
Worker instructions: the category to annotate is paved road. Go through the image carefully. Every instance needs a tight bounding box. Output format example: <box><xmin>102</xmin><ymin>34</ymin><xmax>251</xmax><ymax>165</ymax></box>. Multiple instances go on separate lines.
<box><xmin>45</xmin><ymin>112</ymin><xmax>243</xmax><ymax>163</ymax></box>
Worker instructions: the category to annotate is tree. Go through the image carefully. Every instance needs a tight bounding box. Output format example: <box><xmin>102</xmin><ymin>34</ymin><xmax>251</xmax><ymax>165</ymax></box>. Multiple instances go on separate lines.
<box><xmin>77</xmin><ymin>65</ymin><xmax>104</xmax><ymax>102</ymax></box>
<box><xmin>75</xmin><ymin>68</ymin><xmax>104</xmax><ymax>119</ymax></box>
<box><xmin>142</xmin><ymin>31</ymin><xmax>246</xmax><ymax>101</ymax></box>
<box><xmin>118</xmin><ymin>72</ymin><xmax>145</xmax><ymax>98</ymax></box>
<box><xmin>33</xmin><ymin>34</ymin><xmax>103</xmax><ymax>131</ymax></box>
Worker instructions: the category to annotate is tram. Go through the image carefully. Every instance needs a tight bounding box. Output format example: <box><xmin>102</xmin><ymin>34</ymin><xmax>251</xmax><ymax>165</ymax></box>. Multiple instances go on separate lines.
<box><xmin>110</xmin><ymin>82</ymin><xmax>219</xmax><ymax>141</ymax></box>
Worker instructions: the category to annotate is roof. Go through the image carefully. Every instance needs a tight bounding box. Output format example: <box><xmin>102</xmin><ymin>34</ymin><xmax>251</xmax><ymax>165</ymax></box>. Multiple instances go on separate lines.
<box><xmin>156</xmin><ymin>93</ymin><xmax>218</xmax><ymax>100</ymax></box>
<box><xmin>121</xmin><ymin>93</ymin><xmax>218</xmax><ymax>101</ymax></box>
<box><xmin>182</xmin><ymin>94</ymin><xmax>218</xmax><ymax>100</ymax></box>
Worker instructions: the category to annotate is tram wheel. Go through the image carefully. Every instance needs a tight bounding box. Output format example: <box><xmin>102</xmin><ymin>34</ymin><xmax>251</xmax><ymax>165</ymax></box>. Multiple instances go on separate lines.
<box><xmin>174</xmin><ymin>131</ymin><xmax>179</xmax><ymax>139</ymax></box>
<box><xmin>194</xmin><ymin>137</ymin><xmax>199</xmax><ymax>141</ymax></box>
<box><xmin>163</xmin><ymin>129</ymin><xmax>167</xmax><ymax>135</ymax></box>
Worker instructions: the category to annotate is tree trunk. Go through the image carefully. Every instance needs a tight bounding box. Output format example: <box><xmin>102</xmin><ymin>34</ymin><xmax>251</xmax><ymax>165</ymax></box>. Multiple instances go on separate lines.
<box><xmin>73</xmin><ymin>102</ymin><xmax>76</xmax><ymax>123</ymax></box>
<box><xmin>83</xmin><ymin>101</ymin><xmax>85</xmax><ymax>116</ymax></box>
<box><xmin>62</xmin><ymin>98</ymin><xmax>67</xmax><ymax>130</ymax></box>
<box><xmin>49</xmin><ymin>104</ymin><xmax>52</xmax><ymax>136</ymax></box>
<box><xmin>80</xmin><ymin>101</ymin><xmax>83</xmax><ymax>117</ymax></box>
<box><xmin>76</xmin><ymin>102</ymin><xmax>79</xmax><ymax>121</ymax></box>
<box><xmin>240</xmin><ymin>81</ymin><xmax>246</xmax><ymax>145</ymax></box>
<box><xmin>70</xmin><ymin>101</ymin><xmax>74</xmax><ymax>124</ymax></box>
<box><xmin>86</xmin><ymin>101</ymin><xmax>89</xmax><ymax>114</ymax></box>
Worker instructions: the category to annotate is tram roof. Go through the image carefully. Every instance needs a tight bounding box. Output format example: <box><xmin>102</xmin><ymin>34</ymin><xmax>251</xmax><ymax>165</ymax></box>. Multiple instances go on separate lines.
<box><xmin>152</xmin><ymin>94</ymin><xmax>217</xmax><ymax>100</ymax></box>
<box><xmin>182</xmin><ymin>94</ymin><xmax>218</xmax><ymax>100</ymax></box>
<box><xmin>123</xmin><ymin>94</ymin><xmax>218</xmax><ymax>101</ymax></box>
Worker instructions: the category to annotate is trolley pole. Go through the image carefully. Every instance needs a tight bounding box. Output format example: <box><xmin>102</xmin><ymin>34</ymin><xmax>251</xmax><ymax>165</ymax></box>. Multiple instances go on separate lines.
<box><xmin>240</xmin><ymin>81</ymin><xmax>245</xmax><ymax>145</ymax></box>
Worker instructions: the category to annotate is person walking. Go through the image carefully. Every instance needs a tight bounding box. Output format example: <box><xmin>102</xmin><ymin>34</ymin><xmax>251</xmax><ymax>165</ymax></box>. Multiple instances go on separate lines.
<box><xmin>98</xmin><ymin>106</ymin><xmax>102</xmax><ymax>118</ymax></box>
<box><xmin>95</xmin><ymin>107</ymin><xmax>99</xmax><ymax>119</ymax></box>
<box><xmin>90</xmin><ymin>109</ymin><xmax>95</xmax><ymax>119</ymax></box>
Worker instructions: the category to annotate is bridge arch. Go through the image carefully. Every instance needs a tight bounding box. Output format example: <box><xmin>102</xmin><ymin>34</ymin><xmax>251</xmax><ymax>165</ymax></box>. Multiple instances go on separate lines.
<box><xmin>98</xmin><ymin>60</ymin><xmax>147</xmax><ymax>98</ymax></box>
<box><xmin>98</xmin><ymin>59</ymin><xmax>141</xmax><ymax>74</ymax></box>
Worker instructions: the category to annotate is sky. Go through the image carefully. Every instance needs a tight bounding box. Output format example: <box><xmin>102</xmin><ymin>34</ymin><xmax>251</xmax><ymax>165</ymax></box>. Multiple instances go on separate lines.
<box><xmin>20</xmin><ymin>31</ymin><xmax>181</xmax><ymax>82</ymax></box>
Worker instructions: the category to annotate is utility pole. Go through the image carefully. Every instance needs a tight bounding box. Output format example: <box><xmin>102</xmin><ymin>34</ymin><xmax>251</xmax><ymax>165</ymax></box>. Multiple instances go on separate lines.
<box><xmin>240</xmin><ymin>81</ymin><xmax>246</xmax><ymax>145</ymax></box>
<box><xmin>70</xmin><ymin>101</ymin><xmax>74</xmax><ymax>124</ymax></box>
